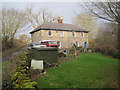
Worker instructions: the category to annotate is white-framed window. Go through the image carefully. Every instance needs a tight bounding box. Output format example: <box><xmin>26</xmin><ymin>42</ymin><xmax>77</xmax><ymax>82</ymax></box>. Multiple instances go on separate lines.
<box><xmin>72</xmin><ymin>31</ymin><xmax>76</xmax><ymax>37</ymax></box>
<box><xmin>48</xmin><ymin>31</ymin><xmax>52</xmax><ymax>37</ymax></box>
<box><xmin>60</xmin><ymin>31</ymin><xmax>64</xmax><ymax>37</ymax></box>
<box><xmin>76</xmin><ymin>41</ymin><xmax>79</xmax><ymax>47</ymax></box>
<box><xmin>81</xmin><ymin>32</ymin><xmax>84</xmax><ymax>37</ymax></box>
<box><xmin>57</xmin><ymin>41</ymin><xmax>61</xmax><ymax>48</ymax></box>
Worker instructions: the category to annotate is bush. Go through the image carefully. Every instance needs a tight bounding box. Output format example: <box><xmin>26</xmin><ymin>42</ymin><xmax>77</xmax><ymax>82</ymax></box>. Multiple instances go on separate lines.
<box><xmin>59</xmin><ymin>52</ymin><xmax>66</xmax><ymax>57</ymax></box>
<box><xmin>12</xmin><ymin>50</ymin><xmax>37</xmax><ymax>88</ymax></box>
<box><xmin>90</xmin><ymin>23</ymin><xmax>118</xmax><ymax>59</ymax></box>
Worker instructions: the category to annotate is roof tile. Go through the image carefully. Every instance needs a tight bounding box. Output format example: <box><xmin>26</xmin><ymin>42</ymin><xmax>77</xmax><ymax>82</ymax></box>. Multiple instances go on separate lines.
<box><xmin>30</xmin><ymin>22</ymin><xmax>89</xmax><ymax>34</ymax></box>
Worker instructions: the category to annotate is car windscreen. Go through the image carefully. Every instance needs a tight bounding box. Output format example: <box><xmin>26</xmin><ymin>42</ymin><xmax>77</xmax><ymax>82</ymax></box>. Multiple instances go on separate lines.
<box><xmin>49</xmin><ymin>41</ymin><xmax>57</xmax><ymax>44</ymax></box>
<box><xmin>33</xmin><ymin>42</ymin><xmax>40</xmax><ymax>45</ymax></box>
<box><xmin>40</xmin><ymin>42</ymin><xmax>46</xmax><ymax>45</ymax></box>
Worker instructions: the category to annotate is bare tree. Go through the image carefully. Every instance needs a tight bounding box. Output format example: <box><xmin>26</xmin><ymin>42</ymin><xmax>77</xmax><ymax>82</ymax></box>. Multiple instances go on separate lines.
<box><xmin>93</xmin><ymin>23</ymin><xmax>118</xmax><ymax>57</ymax></box>
<box><xmin>78</xmin><ymin>0</ymin><xmax>120</xmax><ymax>56</ymax></box>
<box><xmin>73</xmin><ymin>13</ymin><xmax>99</xmax><ymax>46</ymax></box>
<box><xmin>81</xmin><ymin>1</ymin><xmax>120</xmax><ymax>24</ymax></box>
<box><xmin>1</xmin><ymin>8</ymin><xmax>27</xmax><ymax>48</ymax></box>
<box><xmin>26</xmin><ymin>7</ymin><xmax>55</xmax><ymax>29</ymax></box>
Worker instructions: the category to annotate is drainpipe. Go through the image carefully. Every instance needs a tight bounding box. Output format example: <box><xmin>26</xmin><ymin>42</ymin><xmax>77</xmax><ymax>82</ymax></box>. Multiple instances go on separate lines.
<box><xmin>67</xmin><ymin>31</ymin><xmax>70</xmax><ymax>54</ymax></box>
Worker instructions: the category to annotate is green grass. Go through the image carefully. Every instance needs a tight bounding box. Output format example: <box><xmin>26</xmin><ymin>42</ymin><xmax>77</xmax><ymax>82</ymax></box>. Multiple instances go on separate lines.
<box><xmin>2</xmin><ymin>52</ymin><xmax>22</xmax><ymax>85</ymax></box>
<box><xmin>36</xmin><ymin>53</ymin><xmax>118</xmax><ymax>88</ymax></box>
<box><xmin>2</xmin><ymin>60</ymin><xmax>10</xmax><ymax>68</ymax></box>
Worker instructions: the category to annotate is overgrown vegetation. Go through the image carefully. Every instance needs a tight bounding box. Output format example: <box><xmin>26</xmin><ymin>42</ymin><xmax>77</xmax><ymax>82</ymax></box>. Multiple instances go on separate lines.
<box><xmin>2</xmin><ymin>50</ymin><xmax>38</xmax><ymax>88</ymax></box>
<box><xmin>90</xmin><ymin>23</ymin><xmax>118</xmax><ymax>58</ymax></box>
<box><xmin>1</xmin><ymin>8</ymin><xmax>28</xmax><ymax>50</ymax></box>
<box><xmin>2</xmin><ymin>38</ymin><xmax>29</xmax><ymax>87</ymax></box>
<box><xmin>2</xmin><ymin>57</ymin><xmax>18</xmax><ymax>88</ymax></box>
<box><xmin>78</xmin><ymin>1</ymin><xmax>119</xmax><ymax>59</ymax></box>
<box><xmin>2</xmin><ymin>39</ymin><xmax>26</xmax><ymax>57</ymax></box>
<box><xmin>12</xmin><ymin>51</ymin><xmax>37</xmax><ymax>88</ymax></box>
<box><xmin>37</xmin><ymin>53</ymin><xmax>118</xmax><ymax>88</ymax></box>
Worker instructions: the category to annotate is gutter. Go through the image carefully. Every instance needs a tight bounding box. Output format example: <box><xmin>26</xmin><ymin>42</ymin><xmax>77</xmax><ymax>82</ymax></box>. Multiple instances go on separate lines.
<box><xmin>30</xmin><ymin>28</ymin><xmax>89</xmax><ymax>34</ymax></box>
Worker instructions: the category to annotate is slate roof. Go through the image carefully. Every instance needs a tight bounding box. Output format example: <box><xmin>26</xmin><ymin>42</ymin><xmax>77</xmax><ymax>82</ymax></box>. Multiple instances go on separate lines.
<box><xmin>30</xmin><ymin>22</ymin><xmax>89</xmax><ymax>34</ymax></box>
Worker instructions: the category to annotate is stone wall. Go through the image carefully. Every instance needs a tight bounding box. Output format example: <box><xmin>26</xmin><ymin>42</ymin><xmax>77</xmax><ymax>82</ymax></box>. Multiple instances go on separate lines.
<box><xmin>31</xmin><ymin>30</ymin><xmax>89</xmax><ymax>49</ymax></box>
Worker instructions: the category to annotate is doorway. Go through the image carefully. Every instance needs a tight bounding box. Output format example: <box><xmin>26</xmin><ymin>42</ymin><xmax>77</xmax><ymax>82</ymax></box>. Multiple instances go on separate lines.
<box><xmin>84</xmin><ymin>42</ymin><xmax>87</xmax><ymax>48</ymax></box>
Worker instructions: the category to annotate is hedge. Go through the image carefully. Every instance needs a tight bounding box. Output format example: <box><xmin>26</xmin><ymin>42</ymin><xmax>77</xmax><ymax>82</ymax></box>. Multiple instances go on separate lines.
<box><xmin>12</xmin><ymin>50</ymin><xmax>37</xmax><ymax>88</ymax></box>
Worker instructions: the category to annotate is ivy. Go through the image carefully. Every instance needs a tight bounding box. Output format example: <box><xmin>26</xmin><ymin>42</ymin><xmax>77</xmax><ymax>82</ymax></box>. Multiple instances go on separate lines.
<box><xmin>12</xmin><ymin>50</ymin><xmax>38</xmax><ymax>88</ymax></box>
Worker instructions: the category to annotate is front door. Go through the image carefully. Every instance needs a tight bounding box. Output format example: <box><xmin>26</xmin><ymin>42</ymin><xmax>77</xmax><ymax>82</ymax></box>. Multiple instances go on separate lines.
<box><xmin>84</xmin><ymin>42</ymin><xmax>87</xmax><ymax>48</ymax></box>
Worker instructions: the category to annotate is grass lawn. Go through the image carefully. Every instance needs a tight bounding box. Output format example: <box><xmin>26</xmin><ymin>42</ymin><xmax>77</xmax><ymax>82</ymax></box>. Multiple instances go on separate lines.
<box><xmin>36</xmin><ymin>53</ymin><xmax>118</xmax><ymax>88</ymax></box>
<box><xmin>2</xmin><ymin>60</ymin><xmax>18</xmax><ymax>85</ymax></box>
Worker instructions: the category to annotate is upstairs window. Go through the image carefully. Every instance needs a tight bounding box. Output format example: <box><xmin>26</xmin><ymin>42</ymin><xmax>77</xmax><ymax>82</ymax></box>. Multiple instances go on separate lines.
<box><xmin>81</xmin><ymin>32</ymin><xmax>84</xmax><ymax>37</ymax></box>
<box><xmin>60</xmin><ymin>31</ymin><xmax>64</xmax><ymax>37</ymax></box>
<box><xmin>72</xmin><ymin>31</ymin><xmax>76</xmax><ymax>37</ymax></box>
<box><xmin>48</xmin><ymin>31</ymin><xmax>52</xmax><ymax>37</ymax></box>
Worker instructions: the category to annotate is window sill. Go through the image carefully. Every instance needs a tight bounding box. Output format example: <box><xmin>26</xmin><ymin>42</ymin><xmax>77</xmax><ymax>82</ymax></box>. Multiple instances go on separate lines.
<box><xmin>60</xmin><ymin>36</ymin><xmax>64</xmax><ymax>38</ymax></box>
<box><xmin>48</xmin><ymin>36</ymin><xmax>52</xmax><ymax>38</ymax></box>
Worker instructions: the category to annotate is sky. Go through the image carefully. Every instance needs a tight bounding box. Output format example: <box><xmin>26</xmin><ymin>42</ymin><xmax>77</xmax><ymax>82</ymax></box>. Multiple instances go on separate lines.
<box><xmin>2</xmin><ymin>2</ymin><xmax>84</xmax><ymax>24</ymax></box>
<box><xmin>2</xmin><ymin>2</ymin><xmax>86</xmax><ymax>38</ymax></box>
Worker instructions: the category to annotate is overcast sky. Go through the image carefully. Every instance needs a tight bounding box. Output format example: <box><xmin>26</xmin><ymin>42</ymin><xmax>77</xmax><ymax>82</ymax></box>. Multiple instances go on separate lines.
<box><xmin>2</xmin><ymin>2</ymin><xmax>85</xmax><ymax>24</ymax></box>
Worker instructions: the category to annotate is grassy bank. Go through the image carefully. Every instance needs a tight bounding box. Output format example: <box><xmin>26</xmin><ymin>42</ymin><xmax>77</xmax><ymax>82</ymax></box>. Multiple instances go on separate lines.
<box><xmin>37</xmin><ymin>53</ymin><xmax>118</xmax><ymax>88</ymax></box>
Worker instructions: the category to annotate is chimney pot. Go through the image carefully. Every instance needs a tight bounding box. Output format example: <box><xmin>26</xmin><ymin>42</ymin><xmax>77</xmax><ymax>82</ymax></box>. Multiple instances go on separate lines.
<box><xmin>58</xmin><ymin>16</ymin><xmax>63</xmax><ymax>24</ymax></box>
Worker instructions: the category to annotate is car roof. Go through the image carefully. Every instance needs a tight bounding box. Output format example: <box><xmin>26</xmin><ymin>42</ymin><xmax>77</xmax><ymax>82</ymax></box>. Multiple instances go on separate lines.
<box><xmin>40</xmin><ymin>40</ymin><xmax>56</xmax><ymax>42</ymax></box>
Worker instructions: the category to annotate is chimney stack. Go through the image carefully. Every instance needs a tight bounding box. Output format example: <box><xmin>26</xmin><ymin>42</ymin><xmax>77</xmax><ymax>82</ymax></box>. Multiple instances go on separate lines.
<box><xmin>58</xmin><ymin>16</ymin><xmax>63</xmax><ymax>24</ymax></box>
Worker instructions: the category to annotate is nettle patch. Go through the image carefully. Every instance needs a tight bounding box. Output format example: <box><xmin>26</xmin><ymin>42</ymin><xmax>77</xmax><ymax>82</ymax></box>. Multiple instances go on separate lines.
<box><xmin>12</xmin><ymin>51</ymin><xmax>37</xmax><ymax>88</ymax></box>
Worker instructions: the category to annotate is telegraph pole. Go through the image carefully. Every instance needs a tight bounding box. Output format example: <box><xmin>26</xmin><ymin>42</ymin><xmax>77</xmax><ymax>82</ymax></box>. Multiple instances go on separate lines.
<box><xmin>43</xmin><ymin>10</ymin><xmax>45</xmax><ymax>23</ymax></box>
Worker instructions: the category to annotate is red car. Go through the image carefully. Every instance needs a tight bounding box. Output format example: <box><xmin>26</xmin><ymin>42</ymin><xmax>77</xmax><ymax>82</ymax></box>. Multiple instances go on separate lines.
<box><xmin>40</xmin><ymin>40</ymin><xmax>59</xmax><ymax>48</ymax></box>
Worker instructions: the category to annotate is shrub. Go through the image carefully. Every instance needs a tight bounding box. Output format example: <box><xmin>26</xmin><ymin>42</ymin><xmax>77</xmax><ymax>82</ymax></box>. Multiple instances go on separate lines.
<box><xmin>59</xmin><ymin>52</ymin><xmax>66</xmax><ymax>57</ymax></box>
<box><xmin>12</xmin><ymin>50</ymin><xmax>37</xmax><ymax>88</ymax></box>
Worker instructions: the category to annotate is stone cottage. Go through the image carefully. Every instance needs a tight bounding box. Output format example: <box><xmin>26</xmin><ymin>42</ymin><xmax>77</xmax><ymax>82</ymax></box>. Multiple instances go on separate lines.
<box><xmin>30</xmin><ymin>17</ymin><xmax>89</xmax><ymax>49</ymax></box>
